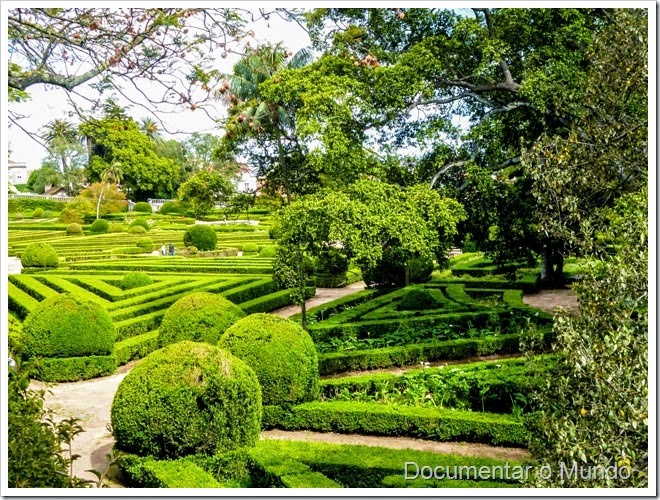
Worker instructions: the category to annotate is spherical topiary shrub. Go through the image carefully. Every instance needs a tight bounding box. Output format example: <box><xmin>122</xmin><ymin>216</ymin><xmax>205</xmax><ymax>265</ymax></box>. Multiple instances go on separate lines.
<box><xmin>219</xmin><ymin>314</ymin><xmax>319</xmax><ymax>406</ymax></box>
<box><xmin>159</xmin><ymin>201</ymin><xmax>183</xmax><ymax>215</ymax></box>
<box><xmin>108</xmin><ymin>223</ymin><xmax>125</xmax><ymax>233</ymax></box>
<box><xmin>259</xmin><ymin>245</ymin><xmax>277</xmax><ymax>258</ymax></box>
<box><xmin>66</xmin><ymin>223</ymin><xmax>83</xmax><ymax>236</ymax></box>
<box><xmin>130</xmin><ymin>217</ymin><xmax>150</xmax><ymax>231</ymax></box>
<box><xmin>133</xmin><ymin>202</ymin><xmax>152</xmax><ymax>214</ymax></box>
<box><xmin>183</xmin><ymin>225</ymin><xmax>217</xmax><ymax>251</ymax></box>
<box><xmin>119</xmin><ymin>272</ymin><xmax>153</xmax><ymax>290</ymax></box>
<box><xmin>158</xmin><ymin>292</ymin><xmax>245</xmax><ymax>347</ymax></box>
<box><xmin>20</xmin><ymin>243</ymin><xmax>59</xmax><ymax>269</ymax></box>
<box><xmin>111</xmin><ymin>341</ymin><xmax>262</xmax><ymax>459</ymax></box>
<box><xmin>128</xmin><ymin>225</ymin><xmax>147</xmax><ymax>234</ymax></box>
<box><xmin>32</xmin><ymin>208</ymin><xmax>44</xmax><ymax>218</ymax></box>
<box><xmin>90</xmin><ymin>219</ymin><xmax>110</xmax><ymax>234</ymax></box>
<box><xmin>43</xmin><ymin>210</ymin><xmax>54</xmax><ymax>218</ymax></box>
<box><xmin>21</xmin><ymin>294</ymin><xmax>115</xmax><ymax>360</ymax></box>
<box><xmin>14</xmin><ymin>212</ymin><xmax>24</xmax><ymax>220</ymax></box>
<box><xmin>242</xmin><ymin>242</ymin><xmax>259</xmax><ymax>254</ymax></box>
<box><xmin>135</xmin><ymin>237</ymin><xmax>153</xmax><ymax>251</ymax></box>
<box><xmin>185</xmin><ymin>245</ymin><xmax>199</xmax><ymax>256</ymax></box>
<box><xmin>397</xmin><ymin>288</ymin><xmax>439</xmax><ymax>311</ymax></box>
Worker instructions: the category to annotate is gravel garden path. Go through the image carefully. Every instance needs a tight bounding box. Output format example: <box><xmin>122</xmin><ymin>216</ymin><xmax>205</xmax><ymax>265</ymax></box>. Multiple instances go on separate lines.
<box><xmin>32</xmin><ymin>283</ymin><xmax>575</xmax><ymax>485</ymax></box>
<box><xmin>522</xmin><ymin>287</ymin><xmax>579</xmax><ymax>316</ymax></box>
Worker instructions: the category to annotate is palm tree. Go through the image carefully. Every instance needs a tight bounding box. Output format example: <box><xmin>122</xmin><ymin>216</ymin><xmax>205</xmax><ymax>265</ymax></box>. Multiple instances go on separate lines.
<box><xmin>96</xmin><ymin>161</ymin><xmax>124</xmax><ymax>219</ymax></box>
<box><xmin>225</xmin><ymin>43</ymin><xmax>312</xmax><ymax>203</ymax></box>
<box><xmin>139</xmin><ymin>117</ymin><xmax>162</xmax><ymax>143</ymax></box>
<box><xmin>40</xmin><ymin>119</ymin><xmax>79</xmax><ymax>172</ymax></box>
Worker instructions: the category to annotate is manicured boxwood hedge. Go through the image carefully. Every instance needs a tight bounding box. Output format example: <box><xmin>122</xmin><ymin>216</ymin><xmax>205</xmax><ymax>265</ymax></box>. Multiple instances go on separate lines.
<box><xmin>184</xmin><ymin>225</ymin><xmax>217</xmax><ymax>251</ymax></box>
<box><xmin>220</xmin><ymin>314</ymin><xmax>319</xmax><ymax>406</ymax></box>
<box><xmin>317</xmin><ymin>329</ymin><xmax>555</xmax><ymax>375</ymax></box>
<box><xmin>119</xmin><ymin>455</ymin><xmax>222</xmax><ymax>488</ymax></box>
<box><xmin>114</xmin><ymin>331</ymin><xmax>159</xmax><ymax>366</ymax></box>
<box><xmin>34</xmin><ymin>355</ymin><xmax>118</xmax><ymax>382</ymax></box>
<box><xmin>239</xmin><ymin>286</ymin><xmax>315</xmax><ymax>315</ymax></box>
<box><xmin>111</xmin><ymin>342</ymin><xmax>262</xmax><ymax>459</ymax></box>
<box><xmin>262</xmin><ymin>401</ymin><xmax>528</xmax><ymax>447</ymax></box>
<box><xmin>20</xmin><ymin>242</ymin><xmax>59</xmax><ymax>269</ymax></box>
<box><xmin>90</xmin><ymin>219</ymin><xmax>110</xmax><ymax>234</ymax></box>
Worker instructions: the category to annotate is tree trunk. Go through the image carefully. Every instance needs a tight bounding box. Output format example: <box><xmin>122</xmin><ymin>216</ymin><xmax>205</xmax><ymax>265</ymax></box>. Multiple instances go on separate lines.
<box><xmin>405</xmin><ymin>260</ymin><xmax>410</xmax><ymax>286</ymax></box>
<box><xmin>277</xmin><ymin>134</ymin><xmax>291</xmax><ymax>205</ymax></box>
<box><xmin>540</xmin><ymin>245</ymin><xmax>552</xmax><ymax>282</ymax></box>
<box><xmin>96</xmin><ymin>185</ymin><xmax>106</xmax><ymax>220</ymax></box>
<box><xmin>553</xmin><ymin>252</ymin><xmax>564</xmax><ymax>282</ymax></box>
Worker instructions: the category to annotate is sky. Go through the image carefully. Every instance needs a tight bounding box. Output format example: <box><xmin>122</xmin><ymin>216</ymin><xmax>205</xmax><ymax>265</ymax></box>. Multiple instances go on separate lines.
<box><xmin>7</xmin><ymin>9</ymin><xmax>313</xmax><ymax>172</ymax></box>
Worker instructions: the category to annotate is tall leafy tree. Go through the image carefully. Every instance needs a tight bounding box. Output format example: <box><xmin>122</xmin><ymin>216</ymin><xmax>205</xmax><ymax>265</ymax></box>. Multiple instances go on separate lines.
<box><xmin>178</xmin><ymin>169</ymin><xmax>234</xmax><ymax>218</ymax></box>
<box><xmin>40</xmin><ymin>119</ymin><xmax>86</xmax><ymax>173</ymax></box>
<box><xmin>217</xmin><ymin>43</ymin><xmax>312</xmax><ymax>202</ymax></box>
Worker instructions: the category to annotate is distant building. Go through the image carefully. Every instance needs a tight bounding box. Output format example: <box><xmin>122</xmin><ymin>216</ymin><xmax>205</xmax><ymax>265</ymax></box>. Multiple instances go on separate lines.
<box><xmin>44</xmin><ymin>186</ymin><xmax>69</xmax><ymax>197</ymax></box>
<box><xmin>234</xmin><ymin>164</ymin><xmax>258</xmax><ymax>194</ymax></box>
<box><xmin>8</xmin><ymin>159</ymin><xmax>28</xmax><ymax>185</ymax></box>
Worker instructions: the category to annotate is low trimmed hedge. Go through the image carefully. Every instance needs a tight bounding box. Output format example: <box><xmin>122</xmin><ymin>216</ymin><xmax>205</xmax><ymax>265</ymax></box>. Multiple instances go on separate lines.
<box><xmin>317</xmin><ymin>330</ymin><xmax>555</xmax><ymax>375</ymax></box>
<box><xmin>262</xmin><ymin>401</ymin><xmax>528</xmax><ymax>447</ymax></box>
<box><xmin>248</xmin><ymin>448</ymin><xmax>341</xmax><ymax>488</ymax></box>
<box><xmin>34</xmin><ymin>355</ymin><xmax>118</xmax><ymax>382</ymax></box>
<box><xmin>119</xmin><ymin>455</ymin><xmax>222</xmax><ymax>488</ymax></box>
<box><xmin>114</xmin><ymin>331</ymin><xmax>160</xmax><ymax>366</ymax></box>
<box><xmin>239</xmin><ymin>286</ymin><xmax>316</xmax><ymax>315</ymax></box>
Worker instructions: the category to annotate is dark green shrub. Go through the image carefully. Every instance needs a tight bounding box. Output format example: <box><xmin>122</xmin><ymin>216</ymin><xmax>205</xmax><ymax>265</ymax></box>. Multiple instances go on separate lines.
<box><xmin>133</xmin><ymin>202</ymin><xmax>152</xmax><ymax>214</ymax></box>
<box><xmin>159</xmin><ymin>201</ymin><xmax>184</xmax><ymax>215</ymax></box>
<box><xmin>119</xmin><ymin>272</ymin><xmax>153</xmax><ymax>290</ymax></box>
<box><xmin>183</xmin><ymin>225</ymin><xmax>217</xmax><ymax>251</ymax></box>
<box><xmin>20</xmin><ymin>243</ymin><xmax>59</xmax><ymax>269</ymax></box>
<box><xmin>59</xmin><ymin>208</ymin><xmax>82</xmax><ymax>224</ymax></box>
<box><xmin>259</xmin><ymin>245</ymin><xmax>277</xmax><ymax>258</ymax></box>
<box><xmin>8</xmin><ymin>365</ymin><xmax>69</xmax><ymax>487</ymax></box>
<box><xmin>42</xmin><ymin>210</ymin><xmax>54</xmax><ymax>218</ymax></box>
<box><xmin>315</xmin><ymin>248</ymin><xmax>349</xmax><ymax>287</ymax></box>
<box><xmin>21</xmin><ymin>294</ymin><xmax>116</xmax><ymax>359</ymax></box>
<box><xmin>409</xmin><ymin>256</ymin><xmax>434</xmax><ymax>283</ymax></box>
<box><xmin>128</xmin><ymin>225</ymin><xmax>147</xmax><ymax>234</ymax></box>
<box><xmin>362</xmin><ymin>249</ymin><xmax>433</xmax><ymax>288</ymax></box>
<box><xmin>219</xmin><ymin>314</ymin><xmax>319</xmax><ymax>406</ymax></box>
<box><xmin>242</xmin><ymin>243</ymin><xmax>259</xmax><ymax>254</ymax></box>
<box><xmin>111</xmin><ymin>341</ymin><xmax>262</xmax><ymax>459</ymax></box>
<box><xmin>268</xmin><ymin>221</ymin><xmax>282</xmax><ymax>240</ymax></box>
<box><xmin>135</xmin><ymin>237</ymin><xmax>153</xmax><ymax>251</ymax></box>
<box><xmin>130</xmin><ymin>217</ymin><xmax>150</xmax><ymax>231</ymax></box>
<box><xmin>108</xmin><ymin>223</ymin><xmax>125</xmax><ymax>233</ymax></box>
<box><xmin>32</xmin><ymin>208</ymin><xmax>44</xmax><ymax>218</ymax></box>
<box><xmin>397</xmin><ymin>288</ymin><xmax>439</xmax><ymax>311</ymax></box>
<box><xmin>66</xmin><ymin>223</ymin><xmax>83</xmax><ymax>236</ymax></box>
<box><xmin>158</xmin><ymin>292</ymin><xmax>245</xmax><ymax>347</ymax></box>
<box><xmin>14</xmin><ymin>212</ymin><xmax>24</xmax><ymax>220</ymax></box>
<box><xmin>90</xmin><ymin>219</ymin><xmax>110</xmax><ymax>234</ymax></box>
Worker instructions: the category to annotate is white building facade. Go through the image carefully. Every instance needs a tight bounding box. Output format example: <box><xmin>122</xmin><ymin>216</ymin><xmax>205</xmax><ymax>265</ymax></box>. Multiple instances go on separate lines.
<box><xmin>8</xmin><ymin>159</ymin><xmax>28</xmax><ymax>185</ymax></box>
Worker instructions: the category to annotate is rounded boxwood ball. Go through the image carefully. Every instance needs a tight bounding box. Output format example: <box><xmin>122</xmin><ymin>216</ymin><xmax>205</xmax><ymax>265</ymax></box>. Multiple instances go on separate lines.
<box><xmin>219</xmin><ymin>314</ymin><xmax>319</xmax><ymax>406</ymax></box>
<box><xmin>111</xmin><ymin>341</ymin><xmax>262</xmax><ymax>459</ymax></box>
<box><xmin>21</xmin><ymin>294</ymin><xmax>115</xmax><ymax>359</ymax></box>
<box><xmin>133</xmin><ymin>201</ymin><xmax>152</xmax><ymax>214</ymax></box>
<box><xmin>20</xmin><ymin>242</ymin><xmax>59</xmax><ymax>268</ymax></box>
<box><xmin>66</xmin><ymin>223</ymin><xmax>83</xmax><ymax>236</ymax></box>
<box><xmin>90</xmin><ymin>219</ymin><xmax>110</xmax><ymax>234</ymax></box>
<box><xmin>119</xmin><ymin>272</ymin><xmax>153</xmax><ymax>290</ymax></box>
<box><xmin>183</xmin><ymin>225</ymin><xmax>217</xmax><ymax>251</ymax></box>
<box><xmin>398</xmin><ymin>288</ymin><xmax>439</xmax><ymax>311</ymax></box>
<box><xmin>158</xmin><ymin>292</ymin><xmax>245</xmax><ymax>347</ymax></box>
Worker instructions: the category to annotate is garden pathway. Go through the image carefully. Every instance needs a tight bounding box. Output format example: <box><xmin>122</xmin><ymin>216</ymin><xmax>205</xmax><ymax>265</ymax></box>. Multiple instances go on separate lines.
<box><xmin>272</xmin><ymin>281</ymin><xmax>367</xmax><ymax>317</ymax></box>
<box><xmin>522</xmin><ymin>287</ymin><xmax>579</xmax><ymax>316</ymax></box>
<box><xmin>7</xmin><ymin>256</ymin><xmax>22</xmax><ymax>274</ymax></box>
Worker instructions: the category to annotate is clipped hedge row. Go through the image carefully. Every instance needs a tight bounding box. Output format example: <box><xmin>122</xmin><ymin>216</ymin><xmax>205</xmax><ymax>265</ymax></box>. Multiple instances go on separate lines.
<box><xmin>239</xmin><ymin>286</ymin><xmax>316</xmax><ymax>315</ymax></box>
<box><xmin>317</xmin><ymin>330</ymin><xmax>555</xmax><ymax>375</ymax></box>
<box><xmin>114</xmin><ymin>331</ymin><xmax>160</xmax><ymax>366</ymax></box>
<box><xmin>119</xmin><ymin>455</ymin><xmax>222</xmax><ymax>488</ymax></box>
<box><xmin>262</xmin><ymin>401</ymin><xmax>528</xmax><ymax>446</ymax></box>
<box><xmin>34</xmin><ymin>355</ymin><xmax>118</xmax><ymax>382</ymax></box>
<box><xmin>9</xmin><ymin>198</ymin><xmax>69</xmax><ymax>212</ymax></box>
<box><xmin>248</xmin><ymin>447</ymin><xmax>341</xmax><ymax>488</ymax></box>
<box><xmin>251</xmin><ymin>437</ymin><xmax>520</xmax><ymax>488</ymax></box>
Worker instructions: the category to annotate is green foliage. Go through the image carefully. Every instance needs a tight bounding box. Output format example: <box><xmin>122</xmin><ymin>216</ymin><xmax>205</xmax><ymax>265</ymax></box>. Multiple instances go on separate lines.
<box><xmin>111</xmin><ymin>342</ymin><xmax>262</xmax><ymax>459</ymax></box>
<box><xmin>263</xmin><ymin>401</ymin><xmax>527</xmax><ymax>447</ymax></box>
<box><xmin>158</xmin><ymin>292</ymin><xmax>246</xmax><ymax>347</ymax></box>
<box><xmin>8</xmin><ymin>362</ymin><xmax>70</xmax><ymax>487</ymax></box>
<box><xmin>183</xmin><ymin>224</ymin><xmax>218</xmax><ymax>251</ymax></box>
<box><xmin>59</xmin><ymin>208</ymin><xmax>83</xmax><ymax>224</ymax></box>
<box><xmin>26</xmin><ymin>164</ymin><xmax>62</xmax><ymax>194</ymax></box>
<box><xmin>178</xmin><ymin>169</ymin><xmax>234</xmax><ymax>218</ymax></box>
<box><xmin>65</xmin><ymin>223</ymin><xmax>83</xmax><ymax>236</ymax></box>
<box><xmin>20</xmin><ymin>242</ymin><xmax>59</xmax><ymax>268</ymax></box>
<box><xmin>14</xmin><ymin>212</ymin><xmax>24</xmax><ymax>220</ymax></box>
<box><xmin>129</xmin><ymin>217</ymin><xmax>150</xmax><ymax>231</ymax></box>
<box><xmin>524</xmin><ymin>189</ymin><xmax>648</xmax><ymax>487</ymax></box>
<box><xmin>133</xmin><ymin>202</ymin><xmax>153</xmax><ymax>214</ymax></box>
<box><xmin>128</xmin><ymin>225</ymin><xmax>147</xmax><ymax>234</ymax></box>
<box><xmin>242</xmin><ymin>242</ymin><xmax>259</xmax><ymax>254</ymax></box>
<box><xmin>219</xmin><ymin>314</ymin><xmax>319</xmax><ymax>406</ymax></box>
<box><xmin>90</xmin><ymin>219</ymin><xmax>110</xmax><ymax>233</ymax></box>
<box><xmin>35</xmin><ymin>355</ymin><xmax>118</xmax><ymax>382</ymax></box>
<box><xmin>135</xmin><ymin>237</ymin><xmax>153</xmax><ymax>251</ymax></box>
<box><xmin>21</xmin><ymin>294</ymin><xmax>115</xmax><ymax>359</ymax></box>
<box><xmin>119</xmin><ymin>456</ymin><xmax>222</xmax><ymax>488</ymax></box>
<box><xmin>159</xmin><ymin>200</ymin><xmax>185</xmax><ymax>215</ymax></box>
<box><xmin>259</xmin><ymin>245</ymin><xmax>277</xmax><ymax>258</ymax></box>
<box><xmin>397</xmin><ymin>288</ymin><xmax>438</xmax><ymax>311</ymax></box>
<box><xmin>108</xmin><ymin>223</ymin><xmax>125</xmax><ymax>233</ymax></box>
<box><xmin>32</xmin><ymin>208</ymin><xmax>44</xmax><ymax>218</ymax></box>
<box><xmin>363</xmin><ymin>250</ymin><xmax>434</xmax><ymax>287</ymax></box>
<box><xmin>119</xmin><ymin>272</ymin><xmax>153</xmax><ymax>290</ymax></box>
<box><xmin>315</xmin><ymin>247</ymin><xmax>349</xmax><ymax>287</ymax></box>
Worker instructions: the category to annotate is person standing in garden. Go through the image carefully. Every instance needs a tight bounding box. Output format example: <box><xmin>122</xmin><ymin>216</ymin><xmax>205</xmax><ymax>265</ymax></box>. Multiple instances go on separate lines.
<box><xmin>161</xmin><ymin>243</ymin><xmax>166</xmax><ymax>256</ymax></box>
<box><xmin>168</xmin><ymin>242</ymin><xmax>174</xmax><ymax>256</ymax></box>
